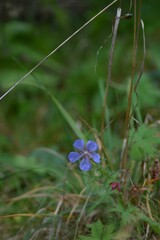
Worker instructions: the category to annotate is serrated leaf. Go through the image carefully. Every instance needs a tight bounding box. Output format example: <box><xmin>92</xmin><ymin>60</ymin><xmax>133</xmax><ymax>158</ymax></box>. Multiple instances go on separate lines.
<box><xmin>79</xmin><ymin>220</ymin><xmax>114</xmax><ymax>240</ymax></box>
<box><xmin>110</xmin><ymin>203</ymin><xmax>139</xmax><ymax>226</ymax></box>
<box><xmin>91</xmin><ymin>220</ymin><xmax>104</xmax><ymax>238</ymax></box>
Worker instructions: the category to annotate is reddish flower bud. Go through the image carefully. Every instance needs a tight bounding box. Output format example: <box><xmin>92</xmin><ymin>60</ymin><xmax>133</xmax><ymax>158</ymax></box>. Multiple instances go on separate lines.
<box><xmin>110</xmin><ymin>182</ymin><xmax>121</xmax><ymax>192</ymax></box>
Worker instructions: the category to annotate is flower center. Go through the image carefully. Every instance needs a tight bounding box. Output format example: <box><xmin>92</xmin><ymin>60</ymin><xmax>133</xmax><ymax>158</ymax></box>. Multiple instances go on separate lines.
<box><xmin>83</xmin><ymin>150</ymin><xmax>90</xmax><ymax>158</ymax></box>
<box><xmin>84</xmin><ymin>150</ymin><xmax>88</xmax><ymax>154</ymax></box>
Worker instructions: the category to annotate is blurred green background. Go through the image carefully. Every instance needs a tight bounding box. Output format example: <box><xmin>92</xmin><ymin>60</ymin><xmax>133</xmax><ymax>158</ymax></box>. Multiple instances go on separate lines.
<box><xmin>0</xmin><ymin>0</ymin><xmax>160</xmax><ymax>155</ymax></box>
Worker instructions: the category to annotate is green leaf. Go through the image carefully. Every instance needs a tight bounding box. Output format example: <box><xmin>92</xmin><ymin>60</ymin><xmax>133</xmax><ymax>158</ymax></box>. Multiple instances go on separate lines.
<box><xmin>133</xmin><ymin>73</ymin><xmax>160</xmax><ymax>109</ymax></box>
<box><xmin>50</xmin><ymin>94</ymin><xmax>86</xmax><ymax>140</ymax></box>
<box><xmin>79</xmin><ymin>220</ymin><xmax>114</xmax><ymax>240</ymax></box>
<box><xmin>110</xmin><ymin>203</ymin><xmax>139</xmax><ymax>226</ymax></box>
<box><xmin>26</xmin><ymin>82</ymin><xmax>86</xmax><ymax>140</ymax></box>
<box><xmin>129</xmin><ymin>124</ymin><xmax>160</xmax><ymax>160</ymax></box>
<box><xmin>140</xmin><ymin>214</ymin><xmax>160</xmax><ymax>235</ymax></box>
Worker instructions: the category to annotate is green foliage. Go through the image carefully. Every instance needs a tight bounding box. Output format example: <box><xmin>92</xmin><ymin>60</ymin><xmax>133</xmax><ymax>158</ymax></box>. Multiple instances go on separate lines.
<box><xmin>79</xmin><ymin>220</ymin><xmax>114</xmax><ymax>240</ymax></box>
<box><xmin>110</xmin><ymin>203</ymin><xmax>140</xmax><ymax>226</ymax></box>
<box><xmin>27</xmin><ymin>82</ymin><xmax>86</xmax><ymax>140</ymax></box>
<box><xmin>140</xmin><ymin>214</ymin><xmax>160</xmax><ymax>235</ymax></box>
<box><xmin>129</xmin><ymin>124</ymin><xmax>160</xmax><ymax>160</ymax></box>
<box><xmin>133</xmin><ymin>74</ymin><xmax>160</xmax><ymax>109</ymax></box>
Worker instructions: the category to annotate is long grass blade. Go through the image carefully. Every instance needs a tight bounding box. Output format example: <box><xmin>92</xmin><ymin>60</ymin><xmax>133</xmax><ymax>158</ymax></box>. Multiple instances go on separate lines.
<box><xmin>27</xmin><ymin>82</ymin><xmax>86</xmax><ymax>140</ymax></box>
<box><xmin>0</xmin><ymin>0</ymin><xmax>118</xmax><ymax>101</ymax></box>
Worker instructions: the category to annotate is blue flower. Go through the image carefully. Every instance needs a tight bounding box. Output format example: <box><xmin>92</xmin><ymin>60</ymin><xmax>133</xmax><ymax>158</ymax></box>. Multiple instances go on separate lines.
<box><xmin>68</xmin><ymin>139</ymin><xmax>100</xmax><ymax>171</ymax></box>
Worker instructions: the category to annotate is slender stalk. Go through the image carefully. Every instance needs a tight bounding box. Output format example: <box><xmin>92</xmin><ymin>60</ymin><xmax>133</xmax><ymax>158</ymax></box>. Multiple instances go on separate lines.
<box><xmin>121</xmin><ymin>0</ymin><xmax>141</xmax><ymax>171</ymax></box>
<box><xmin>101</xmin><ymin>8</ymin><xmax>122</xmax><ymax>139</ymax></box>
<box><xmin>121</xmin><ymin>1</ymin><xmax>144</xmax><ymax>203</ymax></box>
<box><xmin>73</xmin><ymin>187</ymin><xmax>94</xmax><ymax>240</ymax></box>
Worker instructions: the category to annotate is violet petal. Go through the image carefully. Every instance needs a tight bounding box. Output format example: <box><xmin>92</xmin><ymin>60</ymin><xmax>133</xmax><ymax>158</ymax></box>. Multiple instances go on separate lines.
<box><xmin>79</xmin><ymin>157</ymin><xmax>92</xmax><ymax>171</ymax></box>
<box><xmin>73</xmin><ymin>139</ymin><xmax>85</xmax><ymax>151</ymax></box>
<box><xmin>68</xmin><ymin>152</ymin><xmax>82</xmax><ymax>163</ymax></box>
<box><xmin>86</xmin><ymin>140</ymin><xmax>98</xmax><ymax>152</ymax></box>
<box><xmin>90</xmin><ymin>152</ymin><xmax>100</xmax><ymax>163</ymax></box>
